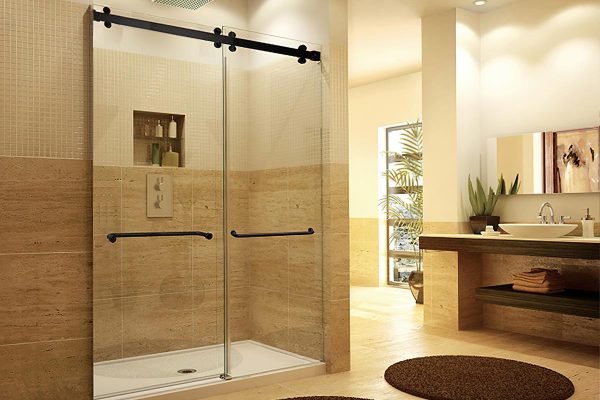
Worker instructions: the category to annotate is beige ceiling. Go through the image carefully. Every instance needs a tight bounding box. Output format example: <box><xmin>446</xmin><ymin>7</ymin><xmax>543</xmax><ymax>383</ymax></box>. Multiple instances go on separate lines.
<box><xmin>348</xmin><ymin>0</ymin><xmax>517</xmax><ymax>87</ymax></box>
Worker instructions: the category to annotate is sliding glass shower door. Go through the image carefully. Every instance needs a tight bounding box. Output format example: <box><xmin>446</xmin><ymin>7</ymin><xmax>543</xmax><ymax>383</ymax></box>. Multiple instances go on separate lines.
<box><xmin>92</xmin><ymin>8</ymin><xmax>225</xmax><ymax>398</ymax></box>
<box><xmin>92</xmin><ymin>8</ymin><xmax>324</xmax><ymax>398</ymax></box>
<box><xmin>223</xmin><ymin>28</ymin><xmax>324</xmax><ymax>377</ymax></box>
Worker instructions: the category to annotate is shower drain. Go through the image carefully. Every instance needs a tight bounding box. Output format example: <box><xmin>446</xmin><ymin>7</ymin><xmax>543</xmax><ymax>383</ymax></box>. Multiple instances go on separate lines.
<box><xmin>177</xmin><ymin>368</ymin><xmax>198</xmax><ymax>374</ymax></box>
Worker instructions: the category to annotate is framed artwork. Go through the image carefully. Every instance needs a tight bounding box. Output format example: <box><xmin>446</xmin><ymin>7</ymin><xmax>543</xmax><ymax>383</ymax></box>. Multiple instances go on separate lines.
<box><xmin>544</xmin><ymin>127</ymin><xmax>600</xmax><ymax>193</ymax></box>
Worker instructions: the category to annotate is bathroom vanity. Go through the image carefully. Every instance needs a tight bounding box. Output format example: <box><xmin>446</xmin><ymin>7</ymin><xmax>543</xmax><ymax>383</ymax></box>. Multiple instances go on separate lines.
<box><xmin>419</xmin><ymin>234</ymin><xmax>600</xmax><ymax>346</ymax></box>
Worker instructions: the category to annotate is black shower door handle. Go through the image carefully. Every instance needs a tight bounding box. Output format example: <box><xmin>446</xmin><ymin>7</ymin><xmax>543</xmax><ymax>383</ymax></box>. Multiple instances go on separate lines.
<box><xmin>230</xmin><ymin>228</ymin><xmax>314</xmax><ymax>238</ymax></box>
<box><xmin>106</xmin><ymin>231</ymin><xmax>213</xmax><ymax>243</ymax></box>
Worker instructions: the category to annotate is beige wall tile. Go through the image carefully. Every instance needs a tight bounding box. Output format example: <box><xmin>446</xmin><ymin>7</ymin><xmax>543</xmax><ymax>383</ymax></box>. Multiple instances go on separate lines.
<box><xmin>323</xmin><ymin>233</ymin><xmax>350</xmax><ymax>302</ymax></box>
<box><xmin>0</xmin><ymin>252</ymin><xmax>92</xmax><ymax>345</ymax></box>
<box><xmin>121</xmin><ymin>236</ymin><xmax>192</xmax><ymax>297</ymax></box>
<box><xmin>288</xmin><ymin>295</ymin><xmax>324</xmax><ymax>360</ymax></box>
<box><xmin>0</xmin><ymin>338</ymin><xmax>92</xmax><ymax>400</ymax></box>
<box><xmin>289</xmin><ymin>234</ymin><xmax>323</xmax><ymax>299</ymax></box>
<box><xmin>122</xmin><ymin>292</ymin><xmax>194</xmax><ymax>358</ymax></box>
<box><xmin>93</xmin><ymin>166</ymin><xmax>122</xmax><ymax>235</ymax></box>
<box><xmin>323</xmin><ymin>298</ymin><xmax>350</xmax><ymax>373</ymax></box>
<box><xmin>248</xmin><ymin>237</ymin><xmax>289</xmax><ymax>291</ymax></box>
<box><xmin>0</xmin><ymin>1</ymin><xmax>91</xmax><ymax>160</ymax></box>
<box><xmin>0</xmin><ymin>158</ymin><xmax>92</xmax><ymax>253</ymax></box>
<box><xmin>93</xmin><ymin>298</ymin><xmax>123</xmax><ymax>362</ymax></box>
<box><xmin>93</xmin><ymin>234</ymin><xmax>122</xmax><ymax>300</ymax></box>
<box><xmin>249</xmin><ymin>288</ymin><xmax>288</xmax><ymax>350</ymax></box>
<box><xmin>193</xmin><ymin>289</ymin><xmax>220</xmax><ymax>347</ymax></box>
<box><xmin>349</xmin><ymin>218</ymin><xmax>379</xmax><ymax>287</ymax></box>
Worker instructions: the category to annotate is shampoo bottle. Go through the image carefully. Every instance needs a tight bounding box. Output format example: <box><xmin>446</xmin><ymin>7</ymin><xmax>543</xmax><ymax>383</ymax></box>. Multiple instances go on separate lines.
<box><xmin>155</xmin><ymin>120</ymin><xmax>163</xmax><ymax>138</ymax></box>
<box><xmin>168</xmin><ymin>116</ymin><xmax>177</xmax><ymax>139</ymax></box>
<box><xmin>582</xmin><ymin>208</ymin><xmax>595</xmax><ymax>238</ymax></box>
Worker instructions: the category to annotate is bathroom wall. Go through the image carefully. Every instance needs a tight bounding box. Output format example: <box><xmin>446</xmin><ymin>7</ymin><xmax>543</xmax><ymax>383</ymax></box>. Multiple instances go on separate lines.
<box><xmin>348</xmin><ymin>72</ymin><xmax>422</xmax><ymax>286</ymax></box>
<box><xmin>421</xmin><ymin>0</ymin><xmax>600</xmax><ymax>342</ymax></box>
<box><xmin>0</xmin><ymin>0</ymin><xmax>93</xmax><ymax>398</ymax></box>
<box><xmin>480</xmin><ymin>0</ymin><xmax>600</xmax><ymax>222</ymax></box>
<box><xmin>422</xmin><ymin>0</ymin><xmax>600</xmax><ymax>229</ymax></box>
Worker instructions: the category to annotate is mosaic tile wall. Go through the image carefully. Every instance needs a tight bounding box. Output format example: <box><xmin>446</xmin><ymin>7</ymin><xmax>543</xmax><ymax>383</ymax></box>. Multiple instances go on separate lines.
<box><xmin>93</xmin><ymin>48</ymin><xmax>223</xmax><ymax>170</ymax></box>
<box><xmin>0</xmin><ymin>0</ymin><xmax>92</xmax><ymax>160</ymax></box>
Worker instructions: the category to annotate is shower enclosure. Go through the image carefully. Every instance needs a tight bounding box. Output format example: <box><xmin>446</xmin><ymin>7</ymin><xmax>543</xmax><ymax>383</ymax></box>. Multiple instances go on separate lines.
<box><xmin>92</xmin><ymin>7</ymin><xmax>323</xmax><ymax>399</ymax></box>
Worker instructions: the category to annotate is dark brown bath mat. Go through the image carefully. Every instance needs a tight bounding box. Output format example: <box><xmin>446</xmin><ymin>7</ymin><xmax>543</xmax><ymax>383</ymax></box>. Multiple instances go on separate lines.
<box><xmin>281</xmin><ymin>397</ymin><xmax>372</xmax><ymax>400</ymax></box>
<box><xmin>384</xmin><ymin>355</ymin><xmax>574</xmax><ymax>400</ymax></box>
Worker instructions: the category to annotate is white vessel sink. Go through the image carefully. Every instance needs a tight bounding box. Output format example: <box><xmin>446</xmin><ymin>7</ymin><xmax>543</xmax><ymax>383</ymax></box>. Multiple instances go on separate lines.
<box><xmin>499</xmin><ymin>223</ymin><xmax>577</xmax><ymax>238</ymax></box>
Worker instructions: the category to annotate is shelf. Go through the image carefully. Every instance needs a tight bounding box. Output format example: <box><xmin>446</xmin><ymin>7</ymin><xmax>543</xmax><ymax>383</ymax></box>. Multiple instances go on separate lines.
<box><xmin>475</xmin><ymin>284</ymin><xmax>599</xmax><ymax>318</ymax></box>
<box><xmin>419</xmin><ymin>234</ymin><xmax>600</xmax><ymax>260</ymax></box>
<box><xmin>133</xmin><ymin>110</ymin><xmax>185</xmax><ymax>167</ymax></box>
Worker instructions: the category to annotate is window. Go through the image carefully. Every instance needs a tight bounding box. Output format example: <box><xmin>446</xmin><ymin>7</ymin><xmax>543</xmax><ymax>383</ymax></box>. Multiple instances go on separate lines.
<box><xmin>384</xmin><ymin>123</ymin><xmax>423</xmax><ymax>286</ymax></box>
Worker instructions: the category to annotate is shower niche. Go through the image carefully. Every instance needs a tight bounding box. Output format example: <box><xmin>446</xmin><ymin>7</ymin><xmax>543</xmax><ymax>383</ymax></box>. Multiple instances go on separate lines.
<box><xmin>133</xmin><ymin>110</ymin><xmax>185</xmax><ymax>167</ymax></box>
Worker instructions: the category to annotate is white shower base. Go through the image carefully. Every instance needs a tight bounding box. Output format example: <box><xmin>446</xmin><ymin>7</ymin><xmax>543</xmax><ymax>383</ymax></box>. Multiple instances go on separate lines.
<box><xmin>94</xmin><ymin>340</ymin><xmax>323</xmax><ymax>399</ymax></box>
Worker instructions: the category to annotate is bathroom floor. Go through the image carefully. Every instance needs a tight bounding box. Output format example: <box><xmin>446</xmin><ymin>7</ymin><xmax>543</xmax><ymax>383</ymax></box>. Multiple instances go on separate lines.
<box><xmin>94</xmin><ymin>341</ymin><xmax>319</xmax><ymax>399</ymax></box>
<box><xmin>196</xmin><ymin>287</ymin><xmax>599</xmax><ymax>400</ymax></box>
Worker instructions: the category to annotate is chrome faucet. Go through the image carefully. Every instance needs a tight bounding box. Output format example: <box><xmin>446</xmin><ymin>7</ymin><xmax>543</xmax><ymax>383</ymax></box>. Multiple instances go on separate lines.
<box><xmin>538</xmin><ymin>202</ymin><xmax>555</xmax><ymax>224</ymax></box>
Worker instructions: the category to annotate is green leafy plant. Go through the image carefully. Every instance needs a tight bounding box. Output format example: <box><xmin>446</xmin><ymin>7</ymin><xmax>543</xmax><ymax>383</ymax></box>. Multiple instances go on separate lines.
<box><xmin>468</xmin><ymin>174</ymin><xmax>521</xmax><ymax>216</ymax></box>
<box><xmin>379</xmin><ymin>122</ymin><xmax>423</xmax><ymax>270</ymax></box>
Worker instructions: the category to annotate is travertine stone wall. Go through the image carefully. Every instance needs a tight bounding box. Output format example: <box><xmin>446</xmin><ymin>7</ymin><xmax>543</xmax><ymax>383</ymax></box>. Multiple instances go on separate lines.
<box><xmin>93</xmin><ymin>166</ymin><xmax>231</xmax><ymax>362</ymax></box>
<box><xmin>350</xmin><ymin>218</ymin><xmax>380</xmax><ymax>287</ymax></box>
<box><xmin>0</xmin><ymin>1</ymin><xmax>93</xmax><ymax>398</ymax></box>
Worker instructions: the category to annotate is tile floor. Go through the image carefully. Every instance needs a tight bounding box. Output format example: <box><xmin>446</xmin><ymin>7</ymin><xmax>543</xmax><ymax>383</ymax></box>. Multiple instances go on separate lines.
<box><xmin>196</xmin><ymin>286</ymin><xmax>599</xmax><ymax>400</ymax></box>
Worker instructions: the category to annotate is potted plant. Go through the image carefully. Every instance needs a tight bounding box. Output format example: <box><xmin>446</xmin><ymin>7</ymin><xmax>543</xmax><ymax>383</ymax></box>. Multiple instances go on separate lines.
<box><xmin>380</xmin><ymin>122</ymin><xmax>424</xmax><ymax>303</ymax></box>
<box><xmin>467</xmin><ymin>174</ymin><xmax>520</xmax><ymax>234</ymax></box>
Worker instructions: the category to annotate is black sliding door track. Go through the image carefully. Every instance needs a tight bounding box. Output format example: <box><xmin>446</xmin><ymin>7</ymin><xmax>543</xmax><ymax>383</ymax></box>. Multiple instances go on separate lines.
<box><xmin>93</xmin><ymin>7</ymin><xmax>321</xmax><ymax>64</ymax></box>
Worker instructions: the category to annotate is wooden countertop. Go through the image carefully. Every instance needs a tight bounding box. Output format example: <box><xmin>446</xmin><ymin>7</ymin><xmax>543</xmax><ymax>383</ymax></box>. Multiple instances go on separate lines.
<box><xmin>419</xmin><ymin>234</ymin><xmax>600</xmax><ymax>260</ymax></box>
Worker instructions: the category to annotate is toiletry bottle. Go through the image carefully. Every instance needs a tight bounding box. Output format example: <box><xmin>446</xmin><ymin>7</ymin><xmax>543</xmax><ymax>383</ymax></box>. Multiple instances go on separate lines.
<box><xmin>155</xmin><ymin>120</ymin><xmax>163</xmax><ymax>138</ymax></box>
<box><xmin>582</xmin><ymin>208</ymin><xmax>595</xmax><ymax>238</ymax></box>
<box><xmin>161</xmin><ymin>144</ymin><xmax>179</xmax><ymax>167</ymax></box>
<box><xmin>168</xmin><ymin>116</ymin><xmax>177</xmax><ymax>139</ymax></box>
<box><xmin>151</xmin><ymin>143</ymin><xmax>161</xmax><ymax>166</ymax></box>
<box><xmin>144</xmin><ymin>120</ymin><xmax>151</xmax><ymax>136</ymax></box>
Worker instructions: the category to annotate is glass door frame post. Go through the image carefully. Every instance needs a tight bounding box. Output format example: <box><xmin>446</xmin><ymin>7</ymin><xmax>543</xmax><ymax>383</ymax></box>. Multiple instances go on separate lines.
<box><xmin>220</xmin><ymin>50</ymin><xmax>232</xmax><ymax>381</ymax></box>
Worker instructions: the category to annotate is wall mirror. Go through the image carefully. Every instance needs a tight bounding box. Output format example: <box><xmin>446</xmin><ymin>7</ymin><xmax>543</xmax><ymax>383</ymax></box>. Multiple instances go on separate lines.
<box><xmin>487</xmin><ymin>127</ymin><xmax>600</xmax><ymax>194</ymax></box>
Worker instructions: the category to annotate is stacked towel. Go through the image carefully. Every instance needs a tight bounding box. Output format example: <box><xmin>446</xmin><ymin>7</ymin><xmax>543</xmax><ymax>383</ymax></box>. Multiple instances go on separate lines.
<box><xmin>512</xmin><ymin>268</ymin><xmax>565</xmax><ymax>294</ymax></box>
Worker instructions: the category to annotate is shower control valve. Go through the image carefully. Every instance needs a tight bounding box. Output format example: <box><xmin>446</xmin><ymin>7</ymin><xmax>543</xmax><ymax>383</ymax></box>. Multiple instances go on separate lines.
<box><xmin>155</xmin><ymin>177</ymin><xmax>164</xmax><ymax>191</ymax></box>
<box><xmin>155</xmin><ymin>194</ymin><xmax>163</xmax><ymax>209</ymax></box>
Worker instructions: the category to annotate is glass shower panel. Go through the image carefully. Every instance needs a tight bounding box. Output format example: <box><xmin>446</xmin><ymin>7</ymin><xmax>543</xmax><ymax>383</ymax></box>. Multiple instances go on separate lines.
<box><xmin>92</xmin><ymin>8</ymin><xmax>224</xmax><ymax>398</ymax></box>
<box><xmin>223</xmin><ymin>28</ymin><xmax>324</xmax><ymax>377</ymax></box>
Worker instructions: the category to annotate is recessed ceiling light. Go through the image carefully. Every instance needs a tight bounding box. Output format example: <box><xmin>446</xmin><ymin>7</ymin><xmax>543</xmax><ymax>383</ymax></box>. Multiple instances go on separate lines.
<box><xmin>473</xmin><ymin>0</ymin><xmax>488</xmax><ymax>5</ymax></box>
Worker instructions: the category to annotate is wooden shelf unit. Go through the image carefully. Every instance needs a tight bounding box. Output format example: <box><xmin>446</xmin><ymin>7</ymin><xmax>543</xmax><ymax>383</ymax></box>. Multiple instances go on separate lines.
<box><xmin>475</xmin><ymin>284</ymin><xmax>599</xmax><ymax>319</ymax></box>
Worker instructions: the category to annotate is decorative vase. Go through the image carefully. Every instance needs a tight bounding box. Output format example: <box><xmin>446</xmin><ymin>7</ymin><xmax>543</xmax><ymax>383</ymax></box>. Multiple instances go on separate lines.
<box><xmin>469</xmin><ymin>215</ymin><xmax>500</xmax><ymax>234</ymax></box>
<box><xmin>408</xmin><ymin>270</ymin><xmax>423</xmax><ymax>304</ymax></box>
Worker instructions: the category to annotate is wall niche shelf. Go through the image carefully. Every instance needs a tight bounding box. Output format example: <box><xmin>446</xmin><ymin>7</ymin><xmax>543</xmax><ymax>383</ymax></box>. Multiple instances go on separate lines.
<box><xmin>133</xmin><ymin>110</ymin><xmax>185</xmax><ymax>167</ymax></box>
<box><xmin>475</xmin><ymin>284</ymin><xmax>599</xmax><ymax>319</ymax></box>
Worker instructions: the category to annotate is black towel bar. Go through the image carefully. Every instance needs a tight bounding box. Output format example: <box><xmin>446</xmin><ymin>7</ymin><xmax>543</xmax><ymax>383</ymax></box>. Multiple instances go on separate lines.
<box><xmin>230</xmin><ymin>228</ymin><xmax>314</xmax><ymax>238</ymax></box>
<box><xmin>107</xmin><ymin>231</ymin><xmax>213</xmax><ymax>243</ymax></box>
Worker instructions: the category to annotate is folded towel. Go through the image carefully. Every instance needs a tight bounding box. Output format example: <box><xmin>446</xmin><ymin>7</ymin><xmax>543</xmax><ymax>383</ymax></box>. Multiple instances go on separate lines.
<box><xmin>513</xmin><ymin>268</ymin><xmax>560</xmax><ymax>279</ymax></box>
<box><xmin>512</xmin><ymin>284</ymin><xmax>565</xmax><ymax>294</ymax></box>
<box><xmin>512</xmin><ymin>275</ymin><xmax>564</xmax><ymax>285</ymax></box>
<box><xmin>512</xmin><ymin>278</ymin><xmax>565</xmax><ymax>290</ymax></box>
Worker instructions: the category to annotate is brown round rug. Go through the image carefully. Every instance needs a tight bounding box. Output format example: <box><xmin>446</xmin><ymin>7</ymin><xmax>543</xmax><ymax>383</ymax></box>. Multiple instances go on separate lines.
<box><xmin>280</xmin><ymin>397</ymin><xmax>372</xmax><ymax>400</ymax></box>
<box><xmin>384</xmin><ymin>356</ymin><xmax>574</xmax><ymax>400</ymax></box>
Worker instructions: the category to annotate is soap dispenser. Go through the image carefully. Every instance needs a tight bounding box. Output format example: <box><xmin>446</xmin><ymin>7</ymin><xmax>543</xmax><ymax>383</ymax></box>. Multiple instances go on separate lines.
<box><xmin>582</xmin><ymin>208</ymin><xmax>595</xmax><ymax>238</ymax></box>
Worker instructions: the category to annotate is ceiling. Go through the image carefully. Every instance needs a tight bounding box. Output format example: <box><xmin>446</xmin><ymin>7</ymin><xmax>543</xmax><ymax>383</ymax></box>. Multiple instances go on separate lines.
<box><xmin>348</xmin><ymin>0</ymin><xmax>517</xmax><ymax>87</ymax></box>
